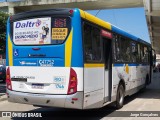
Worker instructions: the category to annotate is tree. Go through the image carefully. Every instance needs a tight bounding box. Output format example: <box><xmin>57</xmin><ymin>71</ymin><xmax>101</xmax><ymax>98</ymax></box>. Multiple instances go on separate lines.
<box><xmin>0</xmin><ymin>11</ymin><xmax>9</xmax><ymax>54</ymax></box>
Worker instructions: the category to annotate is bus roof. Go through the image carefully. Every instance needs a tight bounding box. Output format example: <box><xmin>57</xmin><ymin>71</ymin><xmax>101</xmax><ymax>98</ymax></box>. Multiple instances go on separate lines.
<box><xmin>10</xmin><ymin>8</ymin><xmax>71</xmax><ymax>21</ymax></box>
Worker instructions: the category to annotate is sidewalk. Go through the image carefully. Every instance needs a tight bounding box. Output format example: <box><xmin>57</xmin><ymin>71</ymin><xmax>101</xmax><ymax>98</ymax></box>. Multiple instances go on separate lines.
<box><xmin>0</xmin><ymin>94</ymin><xmax>7</xmax><ymax>102</ymax></box>
<box><xmin>148</xmin><ymin>72</ymin><xmax>160</xmax><ymax>89</ymax></box>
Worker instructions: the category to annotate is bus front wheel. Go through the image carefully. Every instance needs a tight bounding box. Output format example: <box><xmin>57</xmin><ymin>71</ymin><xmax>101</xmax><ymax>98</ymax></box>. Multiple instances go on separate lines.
<box><xmin>115</xmin><ymin>84</ymin><xmax>125</xmax><ymax>109</ymax></box>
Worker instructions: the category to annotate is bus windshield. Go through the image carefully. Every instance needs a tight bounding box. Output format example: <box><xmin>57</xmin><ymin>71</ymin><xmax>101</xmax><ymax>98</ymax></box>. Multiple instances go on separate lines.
<box><xmin>12</xmin><ymin>17</ymin><xmax>71</xmax><ymax>45</ymax></box>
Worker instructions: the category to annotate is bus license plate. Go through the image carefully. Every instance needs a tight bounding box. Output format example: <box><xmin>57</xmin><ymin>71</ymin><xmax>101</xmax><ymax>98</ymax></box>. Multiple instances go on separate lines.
<box><xmin>32</xmin><ymin>84</ymin><xmax>44</xmax><ymax>89</ymax></box>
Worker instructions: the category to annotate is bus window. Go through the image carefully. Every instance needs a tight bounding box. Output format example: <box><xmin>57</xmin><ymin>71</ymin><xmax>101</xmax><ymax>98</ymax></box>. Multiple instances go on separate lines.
<box><xmin>84</xmin><ymin>24</ymin><xmax>92</xmax><ymax>61</ymax></box>
<box><xmin>121</xmin><ymin>37</ymin><xmax>131</xmax><ymax>62</ymax></box>
<box><xmin>140</xmin><ymin>45</ymin><xmax>148</xmax><ymax>63</ymax></box>
<box><xmin>140</xmin><ymin>45</ymin><xmax>144</xmax><ymax>62</ymax></box>
<box><xmin>113</xmin><ymin>34</ymin><xmax>121</xmax><ymax>62</ymax></box>
<box><xmin>12</xmin><ymin>17</ymin><xmax>71</xmax><ymax>45</ymax></box>
<box><xmin>92</xmin><ymin>28</ymin><xmax>101</xmax><ymax>61</ymax></box>
<box><xmin>143</xmin><ymin>46</ymin><xmax>149</xmax><ymax>63</ymax></box>
<box><xmin>137</xmin><ymin>44</ymin><xmax>141</xmax><ymax>62</ymax></box>
<box><xmin>131</xmin><ymin>42</ymin><xmax>142</xmax><ymax>63</ymax></box>
<box><xmin>131</xmin><ymin>42</ymin><xmax>137</xmax><ymax>62</ymax></box>
<box><xmin>83</xmin><ymin>23</ymin><xmax>101</xmax><ymax>62</ymax></box>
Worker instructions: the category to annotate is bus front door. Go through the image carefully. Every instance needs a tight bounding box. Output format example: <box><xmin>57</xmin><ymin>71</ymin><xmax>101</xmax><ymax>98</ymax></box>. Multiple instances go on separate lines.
<box><xmin>103</xmin><ymin>38</ymin><xmax>112</xmax><ymax>103</ymax></box>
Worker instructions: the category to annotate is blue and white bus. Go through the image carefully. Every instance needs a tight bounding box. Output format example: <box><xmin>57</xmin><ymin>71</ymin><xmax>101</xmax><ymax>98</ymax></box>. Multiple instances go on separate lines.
<box><xmin>6</xmin><ymin>8</ymin><xmax>155</xmax><ymax>109</ymax></box>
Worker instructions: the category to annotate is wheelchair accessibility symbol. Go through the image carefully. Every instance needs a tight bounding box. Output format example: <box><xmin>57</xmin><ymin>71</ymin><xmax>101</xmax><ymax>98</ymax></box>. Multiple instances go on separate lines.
<box><xmin>14</xmin><ymin>49</ymin><xmax>19</xmax><ymax>56</ymax></box>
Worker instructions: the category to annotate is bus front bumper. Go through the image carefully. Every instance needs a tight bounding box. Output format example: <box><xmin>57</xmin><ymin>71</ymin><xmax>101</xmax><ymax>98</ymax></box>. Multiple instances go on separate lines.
<box><xmin>7</xmin><ymin>90</ymin><xmax>83</xmax><ymax>109</ymax></box>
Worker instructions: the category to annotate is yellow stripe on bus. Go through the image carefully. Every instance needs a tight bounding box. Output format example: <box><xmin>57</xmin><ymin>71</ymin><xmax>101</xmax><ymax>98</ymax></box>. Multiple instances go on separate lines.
<box><xmin>84</xmin><ymin>63</ymin><xmax>104</xmax><ymax>68</ymax></box>
<box><xmin>80</xmin><ymin>9</ymin><xmax>85</xmax><ymax>19</ymax></box>
<box><xmin>65</xmin><ymin>29</ymin><xmax>73</xmax><ymax>67</ymax></box>
<box><xmin>8</xmin><ymin>35</ymin><xmax>13</xmax><ymax>66</ymax></box>
<box><xmin>79</xmin><ymin>9</ymin><xmax>111</xmax><ymax>30</ymax></box>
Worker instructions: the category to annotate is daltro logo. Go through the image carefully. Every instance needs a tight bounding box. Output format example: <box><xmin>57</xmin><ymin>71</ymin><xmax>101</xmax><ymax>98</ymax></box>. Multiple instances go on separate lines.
<box><xmin>15</xmin><ymin>19</ymin><xmax>41</xmax><ymax>28</ymax></box>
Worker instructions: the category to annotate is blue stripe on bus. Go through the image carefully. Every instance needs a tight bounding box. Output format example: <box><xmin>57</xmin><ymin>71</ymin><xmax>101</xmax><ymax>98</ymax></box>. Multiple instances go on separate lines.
<box><xmin>138</xmin><ymin>38</ymin><xmax>151</xmax><ymax>46</ymax></box>
<box><xmin>111</xmin><ymin>25</ymin><xmax>138</xmax><ymax>41</ymax></box>
<box><xmin>12</xmin><ymin>42</ymin><xmax>65</xmax><ymax>67</ymax></box>
<box><xmin>12</xmin><ymin>44</ymin><xmax>65</xmax><ymax>67</ymax></box>
<box><xmin>6</xmin><ymin>18</ymin><xmax>10</xmax><ymax>66</ymax></box>
<box><xmin>113</xmin><ymin>64</ymin><xmax>125</xmax><ymax>66</ymax></box>
<box><xmin>71</xmin><ymin>9</ymin><xmax>83</xmax><ymax>67</ymax></box>
<box><xmin>113</xmin><ymin>63</ymin><xmax>149</xmax><ymax>67</ymax></box>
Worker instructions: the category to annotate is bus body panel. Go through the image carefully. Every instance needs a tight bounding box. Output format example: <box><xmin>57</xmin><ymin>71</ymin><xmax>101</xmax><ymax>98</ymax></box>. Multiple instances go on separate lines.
<box><xmin>8</xmin><ymin>90</ymin><xmax>84</xmax><ymax>109</ymax></box>
<box><xmin>112</xmin><ymin>64</ymin><xmax>150</xmax><ymax>96</ymax></box>
<box><xmin>8</xmin><ymin>67</ymin><xmax>84</xmax><ymax>109</ymax></box>
<box><xmin>9</xmin><ymin>66</ymin><xmax>83</xmax><ymax>95</ymax></box>
<box><xmin>83</xmin><ymin>63</ymin><xmax>150</xmax><ymax>109</ymax></box>
<box><xmin>112</xmin><ymin>64</ymin><xmax>130</xmax><ymax>99</ymax></box>
<box><xmin>13</xmin><ymin>45</ymin><xmax>65</xmax><ymax>64</ymax></box>
<box><xmin>10</xmin><ymin>66</ymin><xmax>70</xmax><ymax>94</ymax></box>
<box><xmin>83</xmin><ymin>64</ymin><xmax>104</xmax><ymax>109</ymax></box>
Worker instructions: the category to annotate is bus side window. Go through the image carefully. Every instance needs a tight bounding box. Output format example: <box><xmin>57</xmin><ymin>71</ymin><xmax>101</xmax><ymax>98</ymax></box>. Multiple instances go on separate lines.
<box><xmin>113</xmin><ymin>34</ymin><xmax>121</xmax><ymax>62</ymax></box>
<box><xmin>83</xmin><ymin>23</ymin><xmax>101</xmax><ymax>62</ymax></box>
<box><xmin>92</xmin><ymin>28</ymin><xmax>101</xmax><ymax>61</ymax></box>
<box><xmin>140</xmin><ymin>45</ymin><xmax>147</xmax><ymax>63</ymax></box>
<box><xmin>131</xmin><ymin>42</ymin><xmax>137</xmax><ymax>62</ymax></box>
<box><xmin>83</xmin><ymin>24</ymin><xmax>92</xmax><ymax>61</ymax></box>
<box><xmin>142</xmin><ymin>46</ymin><xmax>149</xmax><ymax>63</ymax></box>
<box><xmin>137</xmin><ymin>44</ymin><xmax>141</xmax><ymax>62</ymax></box>
<box><xmin>121</xmin><ymin>37</ymin><xmax>131</xmax><ymax>62</ymax></box>
<box><xmin>131</xmin><ymin>42</ymin><xmax>143</xmax><ymax>63</ymax></box>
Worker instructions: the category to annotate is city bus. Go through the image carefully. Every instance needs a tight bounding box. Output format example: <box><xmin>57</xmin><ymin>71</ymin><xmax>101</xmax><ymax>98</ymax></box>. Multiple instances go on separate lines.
<box><xmin>6</xmin><ymin>8</ymin><xmax>155</xmax><ymax>109</ymax></box>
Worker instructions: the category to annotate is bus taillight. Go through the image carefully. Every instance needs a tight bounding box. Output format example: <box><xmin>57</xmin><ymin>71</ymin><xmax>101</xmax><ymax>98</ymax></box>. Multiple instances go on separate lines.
<box><xmin>69</xmin><ymin>9</ymin><xmax>74</xmax><ymax>15</ymax></box>
<box><xmin>6</xmin><ymin>67</ymin><xmax>12</xmax><ymax>90</ymax></box>
<box><xmin>67</xmin><ymin>68</ymin><xmax>77</xmax><ymax>95</ymax></box>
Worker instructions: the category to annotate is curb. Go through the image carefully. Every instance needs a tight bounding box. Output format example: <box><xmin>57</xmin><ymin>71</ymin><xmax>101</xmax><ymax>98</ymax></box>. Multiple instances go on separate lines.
<box><xmin>0</xmin><ymin>94</ymin><xmax>7</xmax><ymax>102</ymax></box>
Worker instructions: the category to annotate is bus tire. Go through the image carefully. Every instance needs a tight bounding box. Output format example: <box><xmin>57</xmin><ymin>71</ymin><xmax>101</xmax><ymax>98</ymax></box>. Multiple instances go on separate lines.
<box><xmin>146</xmin><ymin>74</ymin><xmax>149</xmax><ymax>85</ymax></box>
<box><xmin>115</xmin><ymin>84</ymin><xmax>125</xmax><ymax>109</ymax></box>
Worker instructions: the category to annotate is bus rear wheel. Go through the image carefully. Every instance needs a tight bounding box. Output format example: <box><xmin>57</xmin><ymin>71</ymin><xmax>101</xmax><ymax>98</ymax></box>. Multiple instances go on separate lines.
<box><xmin>115</xmin><ymin>84</ymin><xmax>125</xmax><ymax>109</ymax></box>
